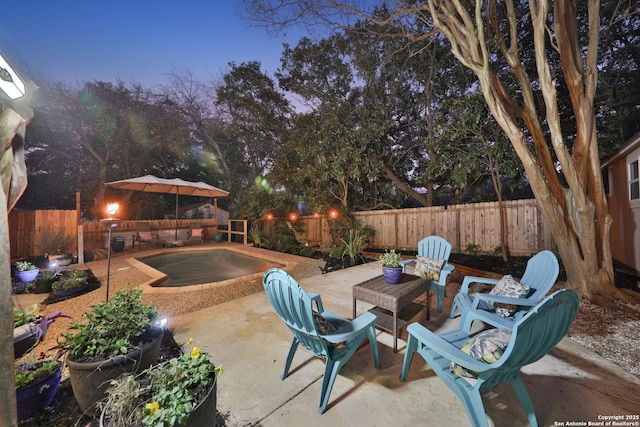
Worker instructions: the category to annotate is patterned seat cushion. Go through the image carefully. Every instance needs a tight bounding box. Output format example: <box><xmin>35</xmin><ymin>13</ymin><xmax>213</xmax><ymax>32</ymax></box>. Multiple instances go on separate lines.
<box><xmin>488</xmin><ymin>275</ymin><xmax>531</xmax><ymax>317</ymax></box>
<box><xmin>313</xmin><ymin>312</ymin><xmax>336</xmax><ymax>335</ymax></box>
<box><xmin>415</xmin><ymin>257</ymin><xmax>445</xmax><ymax>281</ymax></box>
<box><xmin>451</xmin><ymin>328</ymin><xmax>512</xmax><ymax>378</ymax></box>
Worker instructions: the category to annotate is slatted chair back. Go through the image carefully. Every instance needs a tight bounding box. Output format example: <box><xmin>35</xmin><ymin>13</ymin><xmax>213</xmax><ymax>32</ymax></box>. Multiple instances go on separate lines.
<box><xmin>262</xmin><ymin>268</ymin><xmax>329</xmax><ymax>358</ymax></box>
<box><xmin>479</xmin><ymin>288</ymin><xmax>579</xmax><ymax>390</ymax></box>
<box><xmin>262</xmin><ymin>268</ymin><xmax>380</xmax><ymax>414</ymax></box>
<box><xmin>517</xmin><ymin>250</ymin><xmax>560</xmax><ymax>307</ymax></box>
<box><xmin>401</xmin><ymin>289</ymin><xmax>579</xmax><ymax>427</ymax></box>
<box><xmin>417</xmin><ymin>235</ymin><xmax>452</xmax><ymax>260</ymax></box>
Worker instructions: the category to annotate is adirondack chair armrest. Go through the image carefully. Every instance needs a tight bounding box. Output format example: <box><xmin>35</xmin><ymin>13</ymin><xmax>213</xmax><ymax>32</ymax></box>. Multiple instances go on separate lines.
<box><xmin>322</xmin><ymin>311</ymin><xmax>377</xmax><ymax>344</ymax></box>
<box><xmin>472</xmin><ymin>293</ymin><xmax>539</xmax><ymax>308</ymax></box>
<box><xmin>399</xmin><ymin>258</ymin><xmax>415</xmax><ymax>272</ymax></box>
<box><xmin>406</xmin><ymin>323</ymin><xmax>493</xmax><ymax>373</ymax></box>
<box><xmin>435</xmin><ymin>263</ymin><xmax>455</xmax><ymax>285</ymax></box>
<box><xmin>307</xmin><ymin>292</ymin><xmax>325</xmax><ymax>313</ymax></box>
<box><xmin>460</xmin><ymin>276</ymin><xmax>501</xmax><ymax>293</ymax></box>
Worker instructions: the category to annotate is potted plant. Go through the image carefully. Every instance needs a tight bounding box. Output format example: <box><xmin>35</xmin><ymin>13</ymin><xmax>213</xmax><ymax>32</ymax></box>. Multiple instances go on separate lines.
<box><xmin>110</xmin><ymin>235</ymin><xmax>125</xmax><ymax>253</ymax></box>
<box><xmin>15</xmin><ymin>352</ymin><xmax>63</xmax><ymax>422</ymax></box>
<box><xmin>100</xmin><ymin>338</ymin><xmax>223</xmax><ymax>427</ymax></box>
<box><xmin>14</xmin><ymin>261</ymin><xmax>40</xmax><ymax>283</ymax></box>
<box><xmin>14</xmin><ymin>307</ymin><xmax>67</xmax><ymax>360</ymax></box>
<box><xmin>52</xmin><ymin>275</ymin><xmax>89</xmax><ymax>297</ymax></box>
<box><xmin>249</xmin><ymin>226</ymin><xmax>264</xmax><ymax>247</ymax></box>
<box><xmin>58</xmin><ymin>286</ymin><xmax>163</xmax><ymax>415</ymax></box>
<box><xmin>340</xmin><ymin>229</ymin><xmax>366</xmax><ymax>267</ymax></box>
<box><xmin>13</xmin><ymin>305</ymin><xmax>41</xmax><ymax>358</ymax></box>
<box><xmin>380</xmin><ymin>250</ymin><xmax>403</xmax><ymax>284</ymax></box>
<box><xmin>213</xmin><ymin>231</ymin><xmax>225</xmax><ymax>243</ymax></box>
<box><xmin>39</xmin><ymin>227</ymin><xmax>76</xmax><ymax>267</ymax></box>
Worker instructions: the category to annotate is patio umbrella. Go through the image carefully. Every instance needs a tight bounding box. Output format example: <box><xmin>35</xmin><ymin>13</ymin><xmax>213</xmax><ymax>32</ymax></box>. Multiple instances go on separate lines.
<box><xmin>104</xmin><ymin>174</ymin><xmax>229</xmax><ymax>240</ymax></box>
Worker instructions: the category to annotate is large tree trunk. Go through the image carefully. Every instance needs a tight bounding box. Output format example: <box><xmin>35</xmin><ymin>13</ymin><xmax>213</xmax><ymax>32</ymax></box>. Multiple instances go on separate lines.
<box><xmin>1</xmin><ymin>106</ymin><xmax>33</xmax><ymax>427</ymax></box>
<box><xmin>425</xmin><ymin>0</ymin><xmax>616</xmax><ymax>300</ymax></box>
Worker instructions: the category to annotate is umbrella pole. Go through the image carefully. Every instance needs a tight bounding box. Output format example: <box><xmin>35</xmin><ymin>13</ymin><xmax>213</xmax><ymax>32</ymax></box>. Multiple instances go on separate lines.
<box><xmin>175</xmin><ymin>194</ymin><xmax>178</xmax><ymax>241</ymax></box>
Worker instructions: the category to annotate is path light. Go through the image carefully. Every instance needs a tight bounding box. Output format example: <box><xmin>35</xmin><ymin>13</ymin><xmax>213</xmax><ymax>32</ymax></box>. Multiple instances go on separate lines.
<box><xmin>99</xmin><ymin>202</ymin><xmax>121</xmax><ymax>301</ymax></box>
<box><xmin>0</xmin><ymin>52</ymin><xmax>26</xmax><ymax>100</ymax></box>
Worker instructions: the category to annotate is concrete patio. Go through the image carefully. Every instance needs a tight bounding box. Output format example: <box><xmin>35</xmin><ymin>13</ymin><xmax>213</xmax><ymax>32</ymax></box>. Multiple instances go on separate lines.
<box><xmin>168</xmin><ymin>261</ymin><xmax>640</xmax><ymax>427</ymax></box>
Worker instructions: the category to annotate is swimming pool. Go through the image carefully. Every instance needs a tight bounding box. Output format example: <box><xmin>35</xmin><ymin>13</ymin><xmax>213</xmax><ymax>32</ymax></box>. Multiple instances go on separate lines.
<box><xmin>138</xmin><ymin>249</ymin><xmax>283</xmax><ymax>287</ymax></box>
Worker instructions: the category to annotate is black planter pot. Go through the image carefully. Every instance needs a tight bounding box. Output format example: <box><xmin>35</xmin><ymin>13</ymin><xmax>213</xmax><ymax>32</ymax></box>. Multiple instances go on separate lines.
<box><xmin>110</xmin><ymin>237</ymin><xmax>125</xmax><ymax>253</ymax></box>
<box><xmin>66</xmin><ymin>328</ymin><xmax>163</xmax><ymax>416</ymax></box>
<box><xmin>99</xmin><ymin>366</ymin><xmax>218</xmax><ymax>427</ymax></box>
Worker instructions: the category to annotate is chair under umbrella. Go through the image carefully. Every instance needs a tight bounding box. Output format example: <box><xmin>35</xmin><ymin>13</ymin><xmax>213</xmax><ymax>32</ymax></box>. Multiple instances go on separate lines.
<box><xmin>104</xmin><ymin>175</ymin><xmax>229</xmax><ymax>241</ymax></box>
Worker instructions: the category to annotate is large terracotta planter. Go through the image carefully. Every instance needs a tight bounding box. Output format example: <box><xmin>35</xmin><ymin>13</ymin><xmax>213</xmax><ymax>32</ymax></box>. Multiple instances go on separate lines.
<box><xmin>66</xmin><ymin>328</ymin><xmax>163</xmax><ymax>416</ymax></box>
<box><xmin>16</xmin><ymin>362</ymin><xmax>63</xmax><ymax>422</ymax></box>
<box><xmin>99</xmin><ymin>370</ymin><xmax>217</xmax><ymax>427</ymax></box>
<box><xmin>382</xmin><ymin>266</ymin><xmax>403</xmax><ymax>284</ymax></box>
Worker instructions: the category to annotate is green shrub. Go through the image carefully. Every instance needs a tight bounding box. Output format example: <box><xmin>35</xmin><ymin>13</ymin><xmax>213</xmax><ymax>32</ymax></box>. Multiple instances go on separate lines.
<box><xmin>60</xmin><ymin>287</ymin><xmax>157</xmax><ymax>361</ymax></box>
<box><xmin>298</xmin><ymin>246</ymin><xmax>315</xmax><ymax>258</ymax></box>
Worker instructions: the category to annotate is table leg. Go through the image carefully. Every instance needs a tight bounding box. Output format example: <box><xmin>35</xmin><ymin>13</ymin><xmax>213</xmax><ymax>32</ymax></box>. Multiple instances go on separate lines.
<box><xmin>353</xmin><ymin>298</ymin><xmax>356</xmax><ymax>319</ymax></box>
<box><xmin>393</xmin><ymin>310</ymin><xmax>398</xmax><ymax>352</ymax></box>
<box><xmin>426</xmin><ymin>287</ymin><xmax>431</xmax><ymax>320</ymax></box>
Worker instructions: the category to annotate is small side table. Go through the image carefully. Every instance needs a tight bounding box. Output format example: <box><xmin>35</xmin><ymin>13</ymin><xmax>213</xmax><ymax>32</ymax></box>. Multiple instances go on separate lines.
<box><xmin>353</xmin><ymin>274</ymin><xmax>428</xmax><ymax>352</ymax></box>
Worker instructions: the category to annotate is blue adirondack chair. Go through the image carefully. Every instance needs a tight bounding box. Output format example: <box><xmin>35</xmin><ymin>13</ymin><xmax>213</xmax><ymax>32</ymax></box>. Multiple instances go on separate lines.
<box><xmin>399</xmin><ymin>236</ymin><xmax>455</xmax><ymax>314</ymax></box>
<box><xmin>262</xmin><ymin>268</ymin><xmax>380</xmax><ymax>414</ymax></box>
<box><xmin>400</xmin><ymin>289</ymin><xmax>579</xmax><ymax>427</ymax></box>
<box><xmin>450</xmin><ymin>250</ymin><xmax>559</xmax><ymax>332</ymax></box>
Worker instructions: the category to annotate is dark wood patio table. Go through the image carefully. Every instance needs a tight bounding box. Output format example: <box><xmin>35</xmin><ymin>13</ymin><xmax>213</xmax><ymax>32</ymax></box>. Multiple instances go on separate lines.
<box><xmin>352</xmin><ymin>274</ymin><xmax>428</xmax><ymax>352</ymax></box>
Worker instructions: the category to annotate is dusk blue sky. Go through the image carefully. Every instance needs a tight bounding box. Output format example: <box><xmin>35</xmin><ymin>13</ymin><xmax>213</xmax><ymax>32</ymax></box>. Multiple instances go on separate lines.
<box><xmin>0</xmin><ymin>1</ymin><xmax>306</xmax><ymax>88</ymax></box>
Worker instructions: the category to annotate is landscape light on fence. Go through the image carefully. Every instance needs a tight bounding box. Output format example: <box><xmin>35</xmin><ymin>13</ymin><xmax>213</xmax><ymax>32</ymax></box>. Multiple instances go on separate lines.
<box><xmin>289</xmin><ymin>212</ymin><xmax>298</xmax><ymax>222</ymax></box>
<box><xmin>328</xmin><ymin>209</ymin><xmax>339</xmax><ymax>219</ymax></box>
<box><xmin>266</xmin><ymin>213</ymin><xmax>274</xmax><ymax>221</ymax></box>
<box><xmin>0</xmin><ymin>52</ymin><xmax>26</xmax><ymax>100</ymax></box>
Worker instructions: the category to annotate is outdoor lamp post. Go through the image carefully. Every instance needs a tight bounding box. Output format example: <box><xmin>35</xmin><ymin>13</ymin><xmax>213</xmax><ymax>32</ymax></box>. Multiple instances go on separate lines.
<box><xmin>0</xmin><ymin>53</ymin><xmax>26</xmax><ymax>100</ymax></box>
<box><xmin>99</xmin><ymin>203</ymin><xmax>121</xmax><ymax>301</ymax></box>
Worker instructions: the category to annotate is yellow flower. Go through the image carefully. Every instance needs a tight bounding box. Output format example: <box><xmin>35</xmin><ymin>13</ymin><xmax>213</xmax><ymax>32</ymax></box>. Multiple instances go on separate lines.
<box><xmin>190</xmin><ymin>346</ymin><xmax>201</xmax><ymax>359</ymax></box>
<box><xmin>145</xmin><ymin>401</ymin><xmax>160</xmax><ymax>415</ymax></box>
<box><xmin>187</xmin><ymin>337</ymin><xmax>193</xmax><ymax>345</ymax></box>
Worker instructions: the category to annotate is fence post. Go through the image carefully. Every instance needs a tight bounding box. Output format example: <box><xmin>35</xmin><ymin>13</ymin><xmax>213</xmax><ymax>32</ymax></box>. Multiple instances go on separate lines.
<box><xmin>77</xmin><ymin>225</ymin><xmax>84</xmax><ymax>264</ymax></box>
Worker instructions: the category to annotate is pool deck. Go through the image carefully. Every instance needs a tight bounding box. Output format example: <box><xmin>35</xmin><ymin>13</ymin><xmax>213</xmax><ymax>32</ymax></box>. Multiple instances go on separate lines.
<box><xmin>168</xmin><ymin>257</ymin><xmax>640</xmax><ymax>427</ymax></box>
<box><xmin>14</xmin><ymin>243</ymin><xmax>640</xmax><ymax>426</ymax></box>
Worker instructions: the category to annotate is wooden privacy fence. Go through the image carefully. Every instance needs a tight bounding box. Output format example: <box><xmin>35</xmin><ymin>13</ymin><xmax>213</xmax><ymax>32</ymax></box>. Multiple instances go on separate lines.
<box><xmin>82</xmin><ymin>218</ymin><xmax>223</xmax><ymax>250</ymax></box>
<box><xmin>8</xmin><ymin>210</ymin><xmax>225</xmax><ymax>259</ymax></box>
<box><xmin>9</xmin><ymin>210</ymin><xmax>79</xmax><ymax>259</ymax></box>
<box><xmin>10</xmin><ymin>199</ymin><xmax>553</xmax><ymax>259</ymax></box>
<box><xmin>261</xmin><ymin>199</ymin><xmax>555</xmax><ymax>256</ymax></box>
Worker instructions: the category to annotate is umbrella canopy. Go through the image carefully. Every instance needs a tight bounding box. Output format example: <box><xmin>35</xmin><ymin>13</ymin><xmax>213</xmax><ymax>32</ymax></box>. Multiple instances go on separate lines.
<box><xmin>105</xmin><ymin>175</ymin><xmax>229</xmax><ymax>198</ymax></box>
<box><xmin>105</xmin><ymin>175</ymin><xmax>229</xmax><ymax>239</ymax></box>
